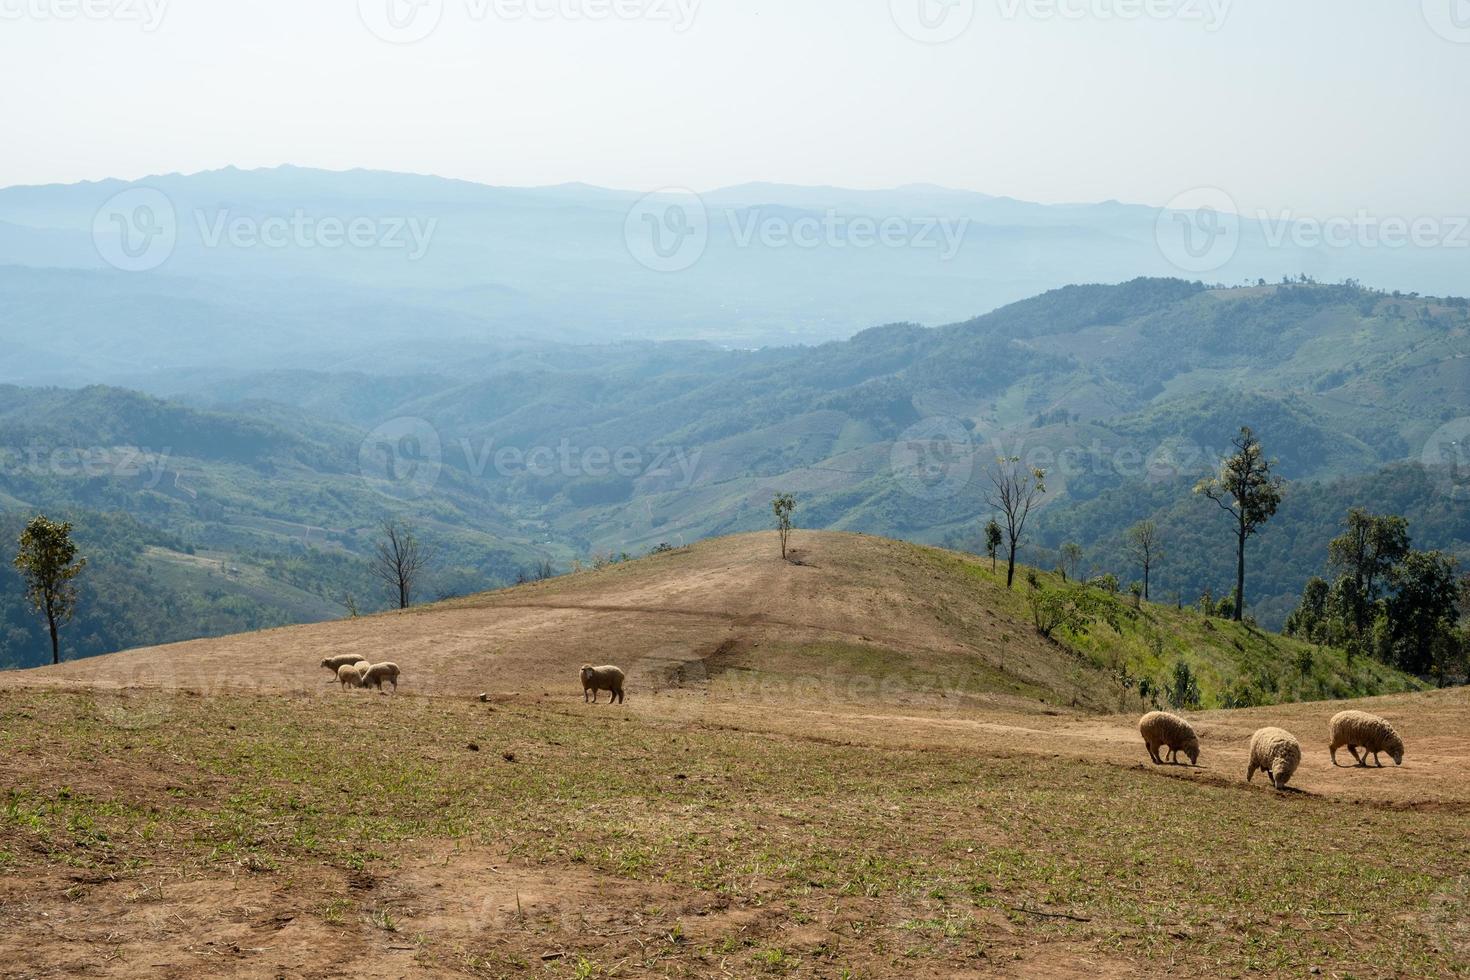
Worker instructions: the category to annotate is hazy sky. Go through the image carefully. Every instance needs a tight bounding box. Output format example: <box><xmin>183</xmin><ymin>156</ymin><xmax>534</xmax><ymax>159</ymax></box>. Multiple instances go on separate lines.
<box><xmin>3</xmin><ymin>0</ymin><xmax>1468</xmax><ymax>216</ymax></box>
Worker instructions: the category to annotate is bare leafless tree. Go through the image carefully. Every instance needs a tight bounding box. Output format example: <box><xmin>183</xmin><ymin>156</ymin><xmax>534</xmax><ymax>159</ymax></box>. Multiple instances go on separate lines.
<box><xmin>370</xmin><ymin>519</ymin><xmax>433</xmax><ymax>609</ymax></box>
<box><xmin>1126</xmin><ymin>520</ymin><xmax>1163</xmax><ymax>601</ymax></box>
<box><xmin>984</xmin><ymin>456</ymin><xmax>1046</xmax><ymax>589</ymax></box>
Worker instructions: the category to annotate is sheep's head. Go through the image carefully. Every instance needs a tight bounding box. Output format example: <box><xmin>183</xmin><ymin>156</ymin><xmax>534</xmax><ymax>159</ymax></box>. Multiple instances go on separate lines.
<box><xmin>1184</xmin><ymin>741</ymin><xmax>1200</xmax><ymax>766</ymax></box>
<box><xmin>580</xmin><ymin>665</ymin><xmax>595</xmax><ymax>683</ymax></box>
<box><xmin>320</xmin><ymin>658</ymin><xmax>332</xmax><ymax>668</ymax></box>
<box><xmin>1387</xmin><ymin>734</ymin><xmax>1404</xmax><ymax>766</ymax></box>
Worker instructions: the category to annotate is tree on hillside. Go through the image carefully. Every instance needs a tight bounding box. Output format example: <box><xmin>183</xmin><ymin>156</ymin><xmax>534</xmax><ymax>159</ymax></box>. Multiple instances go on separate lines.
<box><xmin>1386</xmin><ymin>550</ymin><xmax>1459</xmax><ymax>674</ymax></box>
<box><xmin>1284</xmin><ymin>576</ymin><xmax>1331</xmax><ymax>643</ymax></box>
<box><xmin>370</xmin><ymin>519</ymin><xmax>434</xmax><ymax>610</ymax></box>
<box><xmin>772</xmin><ymin>493</ymin><xmax>796</xmax><ymax>560</ymax></box>
<box><xmin>1125</xmin><ymin>520</ymin><xmax>1163</xmax><ymax>601</ymax></box>
<box><xmin>1194</xmin><ymin>427</ymin><xmax>1284</xmax><ymax>621</ymax></box>
<box><xmin>984</xmin><ymin>518</ymin><xmax>1003</xmax><ymax>573</ymax></box>
<box><xmin>984</xmin><ymin>457</ymin><xmax>1046</xmax><ymax>589</ymax></box>
<box><xmin>1058</xmin><ymin>542</ymin><xmax>1083</xmax><ymax>583</ymax></box>
<box><xmin>1328</xmin><ymin>508</ymin><xmax>1410</xmax><ymax>634</ymax></box>
<box><xmin>13</xmin><ymin>515</ymin><xmax>86</xmax><ymax>665</ymax></box>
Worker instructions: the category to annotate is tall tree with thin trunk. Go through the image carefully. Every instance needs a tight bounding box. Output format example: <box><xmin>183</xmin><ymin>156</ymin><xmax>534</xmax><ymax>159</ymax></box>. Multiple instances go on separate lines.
<box><xmin>370</xmin><ymin>519</ymin><xmax>433</xmax><ymax>610</ymax></box>
<box><xmin>1058</xmin><ymin>542</ymin><xmax>1083</xmax><ymax>583</ymax></box>
<box><xmin>1194</xmin><ymin>427</ymin><xmax>1283</xmax><ymax>622</ymax></box>
<box><xmin>13</xmin><ymin>515</ymin><xmax>86</xmax><ymax>665</ymax></box>
<box><xmin>984</xmin><ymin>456</ymin><xmax>1046</xmax><ymax>589</ymax></box>
<box><xmin>772</xmin><ymin>493</ymin><xmax>796</xmax><ymax>560</ymax></box>
<box><xmin>1126</xmin><ymin>520</ymin><xmax>1163</xmax><ymax>601</ymax></box>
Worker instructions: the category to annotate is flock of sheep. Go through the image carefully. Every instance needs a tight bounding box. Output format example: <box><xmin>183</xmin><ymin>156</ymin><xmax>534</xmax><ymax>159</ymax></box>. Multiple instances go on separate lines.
<box><xmin>321</xmin><ymin>654</ymin><xmax>401</xmax><ymax>692</ymax></box>
<box><xmin>1139</xmin><ymin>708</ymin><xmax>1405</xmax><ymax>790</ymax></box>
<box><xmin>317</xmin><ymin>651</ymin><xmax>1402</xmax><ymax>795</ymax></box>
<box><xmin>319</xmin><ymin>655</ymin><xmax>627</xmax><ymax>705</ymax></box>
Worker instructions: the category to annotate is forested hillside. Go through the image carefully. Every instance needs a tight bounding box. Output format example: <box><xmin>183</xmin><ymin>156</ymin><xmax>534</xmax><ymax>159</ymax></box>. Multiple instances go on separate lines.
<box><xmin>2</xmin><ymin>277</ymin><xmax>1466</xmax><ymax>663</ymax></box>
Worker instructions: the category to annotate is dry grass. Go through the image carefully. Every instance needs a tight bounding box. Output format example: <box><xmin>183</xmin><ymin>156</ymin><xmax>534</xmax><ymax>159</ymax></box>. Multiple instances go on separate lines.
<box><xmin>0</xmin><ymin>687</ymin><xmax>1466</xmax><ymax>977</ymax></box>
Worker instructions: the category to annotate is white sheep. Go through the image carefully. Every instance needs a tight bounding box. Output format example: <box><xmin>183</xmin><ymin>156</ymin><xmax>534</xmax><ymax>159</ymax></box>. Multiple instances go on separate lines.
<box><xmin>322</xmin><ymin>654</ymin><xmax>368</xmax><ymax>675</ymax></box>
<box><xmin>1329</xmin><ymin>710</ymin><xmax>1404</xmax><ymax>768</ymax></box>
<box><xmin>1137</xmin><ymin>711</ymin><xmax>1200</xmax><ymax>766</ymax></box>
<box><xmin>361</xmin><ymin>662</ymin><xmax>401</xmax><ymax>693</ymax></box>
<box><xmin>337</xmin><ymin>662</ymin><xmax>369</xmax><ymax>690</ymax></box>
<box><xmin>581</xmin><ymin>664</ymin><xmax>626</xmax><ymax>704</ymax></box>
<box><xmin>1246</xmin><ymin>727</ymin><xmax>1302</xmax><ymax>790</ymax></box>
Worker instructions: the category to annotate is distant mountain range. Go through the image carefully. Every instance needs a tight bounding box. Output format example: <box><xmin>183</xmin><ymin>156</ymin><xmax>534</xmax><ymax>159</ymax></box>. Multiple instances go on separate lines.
<box><xmin>3</xmin><ymin>166</ymin><xmax>1470</xmax><ymax>386</ymax></box>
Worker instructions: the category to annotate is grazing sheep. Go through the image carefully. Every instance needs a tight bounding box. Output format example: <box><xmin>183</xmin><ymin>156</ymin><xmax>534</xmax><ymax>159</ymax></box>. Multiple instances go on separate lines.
<box><xmin>1246</xmin><ymin>727</ymin><xmax>1302</xmax><ymax>790</ymax></box>
<box><xmin>1138</xmin><ymin>711</ymin><xmax>1200</xmax><ymax>766</ymax></box>
<box><xmin>322</xmin><ymin>654</ymin><xmax>368</xmax><ymax>675</ymax></box>
<box><xmin>337</xmin><ymin>662</ymin><xmax>369</xmax><ymax>690</ymax></box>
<box><xmin>581</xmin><ymin>664</ymin><xmax>626</xmax><ymax>704</ymax></box>
<box><xmin>1329</xmin><ymin>710</ymin><xmax>1404</xmax><ymax>768</ymax></box>
<box><xmin>361</xmin><ymin>662</ymin><xmax>401</xmax><ymax>692</ymax></box>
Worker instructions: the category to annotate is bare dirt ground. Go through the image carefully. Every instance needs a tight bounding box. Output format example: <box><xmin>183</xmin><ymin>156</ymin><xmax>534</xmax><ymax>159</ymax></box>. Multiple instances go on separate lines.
<box><xmin>3</xmin><ymin>532</ymin><xmax>1468</xmax><ymax>977</ymax></box>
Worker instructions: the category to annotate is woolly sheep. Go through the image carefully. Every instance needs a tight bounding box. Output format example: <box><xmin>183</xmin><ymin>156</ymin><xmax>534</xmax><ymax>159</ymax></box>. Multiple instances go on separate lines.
<box><xmin>361</xmin><ymin>662</ymin><xmax>401</xmax><ymax>692</ymax></box>
<box><xmin>1329</xmin><ymin>710</ymin><xmax>1404</xmax><ymax>768</ymax></box>
<box><xmin>581</xmin><ymin>664</ymin><xmax>626</xmax><ymax>704</ymax></box>
<box><xmin>1246</xmin><ymin>727</ymin><xmax>1302</xmax><ymax>790</ymax></box>
<box><xmin>337</xmin><ymin>662</ymin><xmax>369</xmax><ymax>690</ymax></box>
<box><xmin>1138</xmin><ymin>711</ymin><xmax>1200</xmax><ymax>766</ymax></box>
<box><xmin>322</xmin><ymin>654</ymin><xmax>368</xmax><ymax>675</ymax></box>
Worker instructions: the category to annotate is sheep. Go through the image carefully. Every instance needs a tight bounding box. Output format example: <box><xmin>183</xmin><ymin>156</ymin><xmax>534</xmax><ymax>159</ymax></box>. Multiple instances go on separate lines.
<box><xmin>322</xmin><ymin>654</ymin><xmax>368</xmax><ymax>675</ymax></box>
<box><xmin>1138</xmin><ymin>711</ymin><xmax>1200</xmax><ymax>766</ymax></box>
<box><xmin>1329</xmin><ymin>710</ymin><xmax>1404</xmax><ymax>768</ymax></box>
<box><xmin>361</xmin><ymin>662</ymin><xmax>401</xmax><ymax>693</ymax></box>
<box><xmin>581</xmin><ymin>664</ymin><xmax>626</xmax><ymax>704</ymax></box>
<box><xmin>1246</xmin><ymin>727</ymin><xmax>1302</xmax><ymax>790</ymax></box>
<box><xmin>337</xmin><ymin>662</ymin><xmax>369</xmax><ymax>690</ymax></box>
